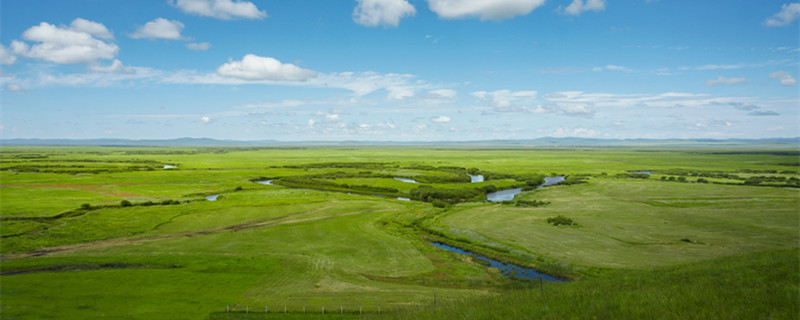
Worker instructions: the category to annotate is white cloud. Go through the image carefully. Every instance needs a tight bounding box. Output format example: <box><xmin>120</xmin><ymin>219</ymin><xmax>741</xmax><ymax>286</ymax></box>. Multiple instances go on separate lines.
<box><xmin>769</xmin><ymin>71</ymin><xmax>797</xmax><ymax>86</ymax></box>
<box><xmin>428</xmin><ymin>89</ymin><xmax>457</xmax><ymax>98</ymax></box>
<box><xmin>472</xmin><ymin>89</ymin><xmax>538</xmax><ymax>112</ymax></box>
<box><xmin>595</xmin><ymin>64</ymin><xmax>632</xmax><ymax>72</ymax></box>
<box><xmin>763</xmin><ymin>3</ymin><xmax>800</xmax><ymax>27</ymax></box>
<box><xmin>705</xmin><ymin>76</ymin><xmax>746</xmax><ymax>86</ymax></box>
<box><xmin>696</xmin><ymin>64</ymin><xmax>742</xmax><ymax>71</ymax></box>
<box><xmin>558</xmin><ymin>104</ymin><xmax>595</xmax><ymax>118</ymax></box>
<box><xmin>308</xmin><ymin>119</ymin><xmax>315</xmax><ymax>128</ymax></box>
<box><xmin>561</xmin><ymin>0</ymin><xmax>606</xmax><ymax>15</ymax></box>
<box><xmin>353</xmin><ymin>0</ymin><xmax>416</xmax><ymax>27</ymax></box>
<box><xmin>427</xmin><ymin>0</ymin><xmax>546</xmax><ymax>21</ymax></box>
<box><xmin>186</xmin><ymin>42</ymin><xmax>212</xmax><ymax>51</ymax></box>
<box><xmin>325</xmin><ymin>114</ymin><xmax>341</xmax><ymax>121</ymax></box>
<box><xmin>200</xmin><ymin>116</ymin><xmax>211</xmax><ymax>123</ymax></box>
<box><xmin>0</xmin><ymin>45</ymin><xmax>16</xmax><ymax>65</ymax></box>
<box><xmin>5</xmin><ymin>84</ymin><xmax>23</xmax><ymax>92</ymax></box>
<box><xmin>130</xmin><ymin>18</ymin><xmax>185</xmax><ymax>40</ymax></box>
<box><xmin>552</xmin><ymin>127</ymin><xmax>598</xmax><ymax>138</ymax></box>
<box><xmin>11</xmin><ymin>20</ymin><xmax>119</xmax><ymax>64</ymax></box>
<box><xmin>69</xmin><ymin>18</ymin><xmax>114</xmax><ymax>40</ymax></box>
<box><xmin>171</xmin><ymin>0</ymin><xmax>267</xmax><ymax>20</ymax></box>
<box><xmin>216</xmin><ymin>54</ymin><xmax>316</xmax><ymax>81</ymax></box>
<box><xmin>431</xmin><ymin>115</ymin><xmax>451</xmax><ymax>123</ymax></box>
<box><xmin>88</xmin><ymin>59</ymin><xmax>134</xmax><ymax>73</ymax></box>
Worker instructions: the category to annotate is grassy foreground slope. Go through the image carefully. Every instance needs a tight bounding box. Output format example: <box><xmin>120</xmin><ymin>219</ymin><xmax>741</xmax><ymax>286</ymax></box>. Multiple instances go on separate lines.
<box><xmin>368</xmin><ymin>248</ymin><xmax>799</xmax><ymax>320</ymax></box>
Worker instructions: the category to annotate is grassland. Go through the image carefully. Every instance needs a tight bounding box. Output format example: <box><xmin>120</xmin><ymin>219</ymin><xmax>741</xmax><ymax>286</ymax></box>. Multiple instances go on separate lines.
<box><xmin>0</xmin><ymin>145</ymin><xmax>797</xmax><ymax>319</ymax></box>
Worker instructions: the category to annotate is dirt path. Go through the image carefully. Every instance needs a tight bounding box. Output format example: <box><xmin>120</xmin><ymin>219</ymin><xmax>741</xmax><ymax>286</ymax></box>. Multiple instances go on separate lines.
<box><xmin>2</xmin><ymin>207</ymin><xmax>400</xmax><ymax>259</ymax></box>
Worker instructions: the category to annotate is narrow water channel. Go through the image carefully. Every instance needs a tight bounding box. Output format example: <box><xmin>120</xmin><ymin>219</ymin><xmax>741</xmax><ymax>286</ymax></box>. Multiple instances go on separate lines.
<box><xmin>432</xmin><ymin>242</ymin><xmax>564</xmax><ymax>282</ymax></box>
<box><xmin>486</xmin><ymin>176</ymin><xmax>565</xmax><ymax>202</ymax></box>
<box><xmin>205</xmin><ymin>194</ymin><xmax>219</xmax><ymax>201</ymax></box>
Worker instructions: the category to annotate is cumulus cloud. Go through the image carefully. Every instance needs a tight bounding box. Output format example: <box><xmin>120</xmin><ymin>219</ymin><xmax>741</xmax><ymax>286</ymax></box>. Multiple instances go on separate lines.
<box><xmin>10</xmin><ymin>19</ymin><xmax>119</xmax><ymax>64</ymax></box>
<box><xmin>763</xmin><ymin>3</ymin><xmax>800</xmax><ymax>26</ymax></box>
<box><xmin>171</xmin><ymin>0</ymin><xmax>267</xmax><ymax>20</ymax></box>
<box><xmin>186</xmin><ymin>42</ymin><xmax>212</xmax><ymax>51</ymax></box>
<box><xmin>69</xmin><ymin>18</ymin><xmax>114</xmax><ymax>40</ymax></box>
<box><xmin>200</xmin><ymin>116</ymin><xmax>211</xmax><ymax>123</ymax></box>
<box><xmin>705</xmin><ymin>76</ymin><xmax>746</xmax><ymax>86</ymax></box>
<box><xmin>431</xmin><ymin>115</ymin><xmax>451</xmax><ymax>123</ymax></box>
<box><xmin>769</xmin><ymin>71</ymin><xmax>797</xmax><ymax>86</ymax></box>
<box><xmin>217</xmin><ymin>54</ymin><xmax>316</xmax><ymax>81</ymax></box>
<box><xmin>353</xmin><ymin>0</ymin><xmax>416</xmax><ymax>27</ymax></box>
<box><xmin>427</xmin><ymin>0</ymin><xmax>546</xmax><ymax>21</ymax></box>
<box><xmin>0</xmin><ymin>45</ymin><xmax>16</xmax><ymax>65</ymax></box>
<box><xmin>561</xmin><ymin>0</ymin><xmax>606</xmax><ymax>15</ymax></box>
<box><xmin>130</xmin><ymin>18</ymin><xmax>185</xmax><ymax>40</ymax></box>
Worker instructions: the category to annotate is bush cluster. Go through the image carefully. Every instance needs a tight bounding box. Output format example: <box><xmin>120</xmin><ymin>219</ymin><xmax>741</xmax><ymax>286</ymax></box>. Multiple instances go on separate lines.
<box><xmin>546</xmin><ymin>215</ymin><xmax>577</xmax><ymax>226</ymax></box>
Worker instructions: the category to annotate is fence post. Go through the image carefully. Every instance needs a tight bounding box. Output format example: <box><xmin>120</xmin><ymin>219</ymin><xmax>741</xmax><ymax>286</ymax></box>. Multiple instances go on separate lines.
<box><xmin>246</xmin><ymin>306</ymin><xmax>248</xmax><ymax>313</ymax></box>
<box><xmin>360</xmin><ymin>306</ymin><xmax>362</xmax><ymax>314</ymax></box>
<box><xmin>226</xmin><ymin>305</ymin><xmax>229</xmax><ymax>313</ymax></box>
<box><xmin>540</xmin><ymin>277</ymin><xmax>544</xmax><ymax>297</ymax></box>
<box><xmin>266</xmin><ymin>305</ymin><xmax>268</xmax><ymax>314</ymax></box>
<box><xmin>341</xmin><ymin>306</ymin><xmax>343</xmax><ymax>314</ymax></box>
<box><xmin>285</xmin><ymin>305</ymin><xmax>287</xmax><ymax>314</ymax></box>
<box><xmin>303</xmin><ymin>306</ymin><xmax>305</xmax><ymax>314</ymax></box>
<box><xmin>322</xmin><ymin>306</ymin><xmax>325</xmax><ymax>314</ymax></box>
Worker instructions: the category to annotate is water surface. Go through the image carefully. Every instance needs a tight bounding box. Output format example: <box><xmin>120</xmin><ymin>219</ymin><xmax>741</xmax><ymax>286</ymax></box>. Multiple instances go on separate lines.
<box><xmin>486</xmin><ymin>176</ymin><xmax>565</xmax><ymax>202</ymax></box>
<box><xmin>393</xmin><ymin>177</ymin><xmax>419</xmax><ymax>184</ymax></box>
<box><xmin>205</xmin><ymin>194</ymin><xmax>219</xmax><ymax>201</ymax></box>
<box><xmin>432</xmin><ymin>242</ymin><xmax>564</xmax><ymax>282</ymax></box>
<box><xmin>468</xmin><ymin>174</ymin><xmax>484</xmax><ymax>183</ymax></box>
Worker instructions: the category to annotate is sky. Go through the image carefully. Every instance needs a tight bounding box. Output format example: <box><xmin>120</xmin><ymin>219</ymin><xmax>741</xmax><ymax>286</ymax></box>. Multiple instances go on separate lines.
<box><xmin>1</xmin><ymin>0</ymin><xmax>798</xmax><ymax>141</ymax></box>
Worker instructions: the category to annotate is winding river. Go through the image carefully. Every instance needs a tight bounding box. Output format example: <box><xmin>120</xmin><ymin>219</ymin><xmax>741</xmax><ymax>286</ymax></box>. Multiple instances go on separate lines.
<box><xmin>432</xmin><ymin>242</ymin><xmax>564</xmax><ymax>282</ymax></box>
<box><xmin>486</xmin><ymin>176</ymin><xmax>565</xmax><ymax>202</ymax></box>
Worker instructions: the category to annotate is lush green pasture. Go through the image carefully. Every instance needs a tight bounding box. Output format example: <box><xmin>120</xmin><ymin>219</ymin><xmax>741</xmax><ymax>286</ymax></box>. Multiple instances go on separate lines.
<box><xmin>1</xmin><ymin>146</ymin><xmax>798</xmax><ymax>319</ymax></box>
<box><xmin>370</xmin><ymin>248</ymin><xmax>800</xmax><ymax>320</ymax></box>
<box><xmin>438</xmin><ymin>178</ymin><xmax>799</xmax><ymax>269</ymax></box>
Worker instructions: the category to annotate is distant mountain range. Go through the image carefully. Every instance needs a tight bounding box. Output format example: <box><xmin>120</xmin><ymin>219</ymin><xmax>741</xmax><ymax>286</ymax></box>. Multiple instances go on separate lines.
<box><xmin>2</xmin><ymin>137</ymin><xmax>799</xmax><ymax>148</ymax></box>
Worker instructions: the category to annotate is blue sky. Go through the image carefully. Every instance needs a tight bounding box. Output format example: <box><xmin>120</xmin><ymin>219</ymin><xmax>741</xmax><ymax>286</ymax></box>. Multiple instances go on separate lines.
<box><xmin>1</xmin><ymin>0</ymin><xmax>798</xmax><ymax>141</ymax></box>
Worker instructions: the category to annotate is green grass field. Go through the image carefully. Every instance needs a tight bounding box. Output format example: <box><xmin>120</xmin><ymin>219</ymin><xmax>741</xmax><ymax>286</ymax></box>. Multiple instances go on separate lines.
<box><xmin>1</xmin><ymin>146</ymin><xmax>798</xmax><ymax>319</ymax></box>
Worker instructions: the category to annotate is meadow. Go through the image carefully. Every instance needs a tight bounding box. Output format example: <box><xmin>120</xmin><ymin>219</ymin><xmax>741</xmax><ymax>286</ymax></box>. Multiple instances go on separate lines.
<box><xmin>0</xmin><ymin>145</ymin><xmax>798</xmax><ymax>319</ymax></box>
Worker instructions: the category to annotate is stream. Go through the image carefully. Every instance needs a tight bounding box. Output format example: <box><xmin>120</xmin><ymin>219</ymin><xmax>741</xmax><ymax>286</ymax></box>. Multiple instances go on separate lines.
<box><xmin>432</xmin><ymin>242</ymin><xmax>564</xmax><ymax>282</ymax></box>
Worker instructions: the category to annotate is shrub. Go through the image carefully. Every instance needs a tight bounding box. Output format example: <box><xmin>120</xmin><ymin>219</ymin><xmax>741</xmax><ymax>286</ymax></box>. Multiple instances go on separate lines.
<box><xmin>546</xmin><ymin>215</ymin><xmax>577</xmax><ymax>226</ymax></box>
<box><xmin>234</xmin><ymin>186</ymin><xmax>243</xmax><ymax>191</ymax></box>
<box><xmin>80</xmin><ymin>203</ymin><xmax>91</xmax><ymax>210</ymax></box>
<box><xmin>120</xmin><ymin>200</ymin><xmax>132</xmax><ymax>207</ymax></box>
<box><xmin>432</xmin><ymin>200</ymin><xmax>449</xmax><ymax>208</ymax></box>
